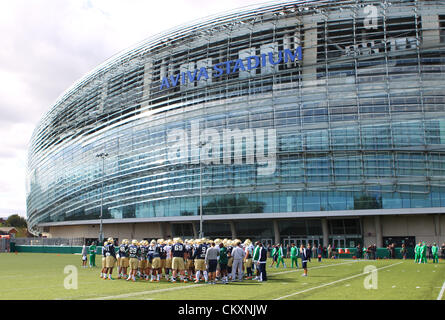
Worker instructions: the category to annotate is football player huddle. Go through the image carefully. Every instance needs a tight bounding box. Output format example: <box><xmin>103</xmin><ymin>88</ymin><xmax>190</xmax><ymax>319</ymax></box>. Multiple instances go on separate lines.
<box><xmin>100</xmin><ymin>237</ymin><xmax>262</xmax><ymax>283</ymax></box>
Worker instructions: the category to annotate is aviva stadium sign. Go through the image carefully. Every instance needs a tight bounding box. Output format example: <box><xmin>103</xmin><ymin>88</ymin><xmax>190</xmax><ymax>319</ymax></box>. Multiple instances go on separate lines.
<box><xmin>160</xmin><ymin>46</ymin><xmax>302</xmax><ymax>90</ymax></box>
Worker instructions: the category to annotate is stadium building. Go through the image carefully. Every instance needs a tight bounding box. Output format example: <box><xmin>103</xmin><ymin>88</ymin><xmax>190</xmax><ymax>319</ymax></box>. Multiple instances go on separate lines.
<box><xmin>27</xmin><ymin>0</ymin><xmax>445</xmax><ymax>248</ymax></box>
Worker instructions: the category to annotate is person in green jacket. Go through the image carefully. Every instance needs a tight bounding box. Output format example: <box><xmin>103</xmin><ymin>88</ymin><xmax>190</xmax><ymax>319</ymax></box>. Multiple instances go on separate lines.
<box><xmin>290</xmin><ymin>243</ymin><xmax>299</xmax><ymax>268</ymax></box>
<box><xmin>89</xmin><ymin>242</ymin><xmax>97</xmax><ymax>267</ymax></box>
<box><xmin>431</xmin><ymin>243</ymin><xmax>439</xmax><ymax>264</ymax></box>
<box><xmin>276</xmin><ymin>244</ymin><xmax>287</xmax><ymax>268</ymax></box>
<box><xmin>414</xmin><ymin>241</ymin><xmax>421</xmax><ymax>263</ymax></box>
<box><xmin>420</xmin><ymin>242</ymin><xmax>427</xmax><ymax>264</ymax></box>
<box><xmin>270</xmin><ymin>245</ymin><xmax>278</xmax><ymax>267</ymax></box>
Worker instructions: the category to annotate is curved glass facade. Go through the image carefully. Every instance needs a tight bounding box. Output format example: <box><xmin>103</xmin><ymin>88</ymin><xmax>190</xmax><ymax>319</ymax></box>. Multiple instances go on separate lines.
<box><xmin>27</xmin><ymin>0</ymin><xmax>445</xmax><ymax>233</ymax></box>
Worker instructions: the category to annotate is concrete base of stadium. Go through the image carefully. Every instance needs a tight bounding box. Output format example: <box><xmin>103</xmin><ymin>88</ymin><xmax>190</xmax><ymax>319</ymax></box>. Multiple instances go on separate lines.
<box><xmin>37</xmin><ymin>211</ymin><xmax>445</xmax><ymax>248</ymax></box>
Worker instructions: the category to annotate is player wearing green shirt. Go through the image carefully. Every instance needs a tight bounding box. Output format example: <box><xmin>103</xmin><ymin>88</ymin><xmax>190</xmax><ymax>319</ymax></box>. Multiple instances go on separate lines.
<box><xmin>290</xmin><ymin>243</ymin><xmax>299</xmax><ymax>268</ymax></box>
<box><xmin>276</xmin><ymin>244</ymin><xmax>287</xmax><ymax>268</ymax></box>
<box><xmin>414</xmin><ymin>242</ymin><xmax>421</xmax><ymax>263</ymax></box>
<box><xmin>420</xmin><ymin>242</ymin><xmax>427</xmax><ymax>264</ymax></box>
<box><xmin>431</xmin><ymin>243</ymin><xmax>439</xmax><ymax>263</ymax></box>
<box><xmin>270</xmin><ymin>246</ymin><xmax>278</xmax><ymax>267</ymax></box>
<box><xmin>89</xmin><ymin>242</ymin><xmax>97</xmax><ymax>267</ymax></box>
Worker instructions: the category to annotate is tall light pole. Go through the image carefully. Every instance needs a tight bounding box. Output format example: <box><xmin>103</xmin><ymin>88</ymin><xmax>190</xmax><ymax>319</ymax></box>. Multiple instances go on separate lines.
<box><xmin>198</xmin><ymin>141</ymin><xmax>206</xmax><ymax>239</ymax></box>
<box><xmin>96</xmin><ymin>152</ymin><xmax>108</xmax><ymax>243</ymax></box>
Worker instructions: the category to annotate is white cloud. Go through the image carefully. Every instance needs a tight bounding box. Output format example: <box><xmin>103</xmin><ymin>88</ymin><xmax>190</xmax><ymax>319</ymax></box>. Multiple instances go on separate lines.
<box><xmin>0</xmin><ymin>0</ymin><xmax>280</xmax><ymax>219</ymax></box>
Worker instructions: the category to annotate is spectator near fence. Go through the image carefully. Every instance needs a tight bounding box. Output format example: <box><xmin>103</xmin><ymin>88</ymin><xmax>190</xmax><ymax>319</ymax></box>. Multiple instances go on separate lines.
<box><xmin>317</xmin><ymin>245</ymin><xmax>323</xmax><ymax>262</ymax></box>
<box><xmin>442</xmin><ymin>243</ymin><xmax>445</xmax><ymax>259</ymax></box>
<box><xmin>401</xmin><ymin>244</ymin><xmax>407</xmax><ymax>260</ymax></box>
<box><xmin>356</xmin><ymin>244</ymin><xmax>362</xmax><ymax>259</ymax></box>
<box><xmin>312</xmin><ymin>244</ymin><xmax>317</xmax><ymax>259</ymax></box>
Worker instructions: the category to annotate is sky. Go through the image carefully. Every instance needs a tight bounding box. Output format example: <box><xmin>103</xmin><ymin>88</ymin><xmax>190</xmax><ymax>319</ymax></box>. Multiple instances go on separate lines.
<box><xmin>0</xmin><ymin>0</ymin><xmax>284</xmax><ymax>219</ymax></box>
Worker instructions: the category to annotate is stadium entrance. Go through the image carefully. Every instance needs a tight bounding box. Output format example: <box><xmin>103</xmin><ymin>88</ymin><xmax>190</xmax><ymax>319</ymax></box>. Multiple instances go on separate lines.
<box><xmin>282</xmin><ymin>237</ymin><xmax>322</xmax><ymax>248</ymax></box>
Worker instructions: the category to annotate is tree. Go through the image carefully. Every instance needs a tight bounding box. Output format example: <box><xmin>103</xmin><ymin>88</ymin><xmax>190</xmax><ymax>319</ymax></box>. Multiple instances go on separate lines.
<box><xmin>5</xmin><ymin>214</ymin><xmax>27</xmax><ymax>228</ymax></box>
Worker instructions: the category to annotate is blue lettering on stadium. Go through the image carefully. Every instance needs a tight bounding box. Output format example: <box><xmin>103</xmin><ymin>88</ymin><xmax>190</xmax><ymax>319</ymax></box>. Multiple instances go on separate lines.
<box><xmin>160</xmin><ymin>47</ymin><xmax>302</xmax><ymax>90</ymax></box>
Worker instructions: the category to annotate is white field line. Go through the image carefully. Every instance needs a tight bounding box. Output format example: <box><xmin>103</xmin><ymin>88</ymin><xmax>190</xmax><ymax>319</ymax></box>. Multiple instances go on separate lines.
<box><xmin>272</xmin><ymin>260</ymin><xmax>360</xmax><ymax>276</ymax></box>
<box><xmin>87</xmin><ymin>283</ymin><xmax>205</xmax><ymax>300</ymax></box>
<box><xmin>274</xmin><ymin>261</ymin><xmax>404</xmax><ymax>300</ymax></box>
<box><xmin>437</xmin><ymin>281</ymin><xmax>445</xmax><ymax>300</ymax></box>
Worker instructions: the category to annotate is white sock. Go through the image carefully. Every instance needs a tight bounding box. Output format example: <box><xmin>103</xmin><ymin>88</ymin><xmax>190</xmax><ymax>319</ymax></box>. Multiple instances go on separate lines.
<box><xmin>195</xmin><ymin>271</ymin><xmax>201</xmax><ymax>281</ymax></box>
<box><xmin>203</xmin><ymin>271</ymin><xmax>208</xmax><ymax>281</ymax></box>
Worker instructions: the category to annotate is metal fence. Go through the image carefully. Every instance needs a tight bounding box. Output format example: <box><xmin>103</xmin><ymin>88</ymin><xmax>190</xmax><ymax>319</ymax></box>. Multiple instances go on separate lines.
<box><xmin>13</xmin><ymin>237</ymin><xmax>85</xmax><ymax>246</ymax></box>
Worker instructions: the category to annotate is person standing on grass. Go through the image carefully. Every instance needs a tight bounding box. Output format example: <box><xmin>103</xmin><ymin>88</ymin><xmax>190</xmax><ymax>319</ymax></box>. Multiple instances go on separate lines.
<box><xmin>226</xmin><ymin>240</ymin><xmax>234</xmax><ymax>278</ymax></box>
<box><xmin>442</xmin><ymin>242</ymin><xmax>445</xmax><ymax>259</ymax></box>
<box><xmin>276</xmin><ymin>243</ymin><xmax>287</xmax><ymax>268</ymax></box>
<box><xmin>252</xmin><ymin>241</ymin><xmax>261</xmax><ymax>280</ymax></box>
<box><xmin>89</xmin><ymin>241</ymin><xmax>97</xmax><ymax>267</ymax></box>
<box><xmin>414</xmin><ymin>241</ymin><xmax>421</xmax><ymax>263</ymax></box>
<box><xmin>401</xmin><ymin>243</ymin><xmax>407</xmax><ymax>260</ymax></box>
<box><xmin>100</xmin><ymin>241</ymin><xmax>108</xmax><ymax>279</ymax></box>
<box><xmin>431</xmin><ymin>243</ymin><xmax>439</xmax><ymax>264</ymax></box>
<box><xmin>81</xmin><ymin>244</ymin><xmax>88</xmax><ymax>268</ymax></box>
<box><xmin>118</xmin><ymin>239</ymin><xmax>129</xmax><ymax>279</ymax></box>
<box><xmin>193</xmin><ymin>239</ymin><xmax>208</xmax><ymax>283</ymax></box>
<box><xmin>171</xmin><ymin>238</ymin><xmax>188</xmax><ymax>283</ymax></box>
<box><xmin>219</xmin><ymin>240</ymin><xmax>229</xmax><ymax>284</ymax></box>
<box><xmin>231</xmin><ymin>241</ymin><xmax>245</xmax><ymax>282</ymax></box>
<box><xmin>327</xmin><ymin>244</ymin><xmax>332</xmax><ymax>259</ymax></box>
<box><xmin>104</xmin><ymin>237</ymin><xmax>117</xmax><ymax>280</ymax></box>
<box><xmin>270</xmin><ymin>245</ymin><xmax>278</xmax><ymax>267</ymax></box>
<box><xmin>301</xmin><ymin>244</ymin><xmax>310</xmax><ymax>277</ymax></box>
<box><xmin>205</xmin><ymin>240</ymin><xmax>219</xmax><ymax>285</ymax></box>
<box><xmin>256</xmin><ymin>242</ymin><xmax>268</xmax><ymax>282</ymax></box>
<box><xmin>312</xmin><ymin>244</ymin><xmax>317</xmax><ymax>259</ymax></box>
<box><xmin>290</xmin><ymin>243</ymin><xmax>299</xmax><ymax>269</ymax></box>
<box><xmin>243</xmin><ymin>239</ymin><xmax>253</xmax><ymax>279</ymax></box>
<box><xmin>127</xmin><ymin>240</ymin><xmax>140</xmax><ymax>282</ymax></box>
<box><xmin>355</xmin><ymin>243</ymin><xmax>361</xmax><ymax>259</ymax></box>
<box><xmin>420</xmin><ymin>242</ymin><xmax>427</xmax><ymax>264</ymax></box>
<box><xmin>317</xmin><ymin>245</ymin><xmax>323</xmax><ymax>262</ymax></box>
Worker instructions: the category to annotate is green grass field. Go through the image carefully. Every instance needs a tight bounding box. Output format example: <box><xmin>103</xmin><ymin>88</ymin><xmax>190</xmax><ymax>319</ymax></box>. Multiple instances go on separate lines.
<box><xmin>0</xmin><ymin>253</ymin><xmax>443</xmax><ymax>300</ymax></box>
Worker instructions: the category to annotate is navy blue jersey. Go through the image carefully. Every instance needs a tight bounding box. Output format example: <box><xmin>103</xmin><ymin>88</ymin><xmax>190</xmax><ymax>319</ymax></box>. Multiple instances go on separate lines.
<box><xmin>258</xmin><ymin>247</ymin><xmax>267</xmax><ymax>262</ymax></box>
<box><xmin>119</xmin><ymin>244</ymin><xmax>129</xmax><ymax>258</ymax></box>
<box><xmin>227</xmin><ymin>246</ymin><xmax>233</xmax><ymax>256</ymax></box>
<box><xmin>301</xmin><ymin>248</ymin><xmax>311</xmax><ymax>262</ymax></box>
<box><xmin>139</xmin><ymin>245</ymin><xmax>148</xmax><ymax>260</ymax></box>
<box><xmin>185</xmin><ymin>245</ymin><xmax>193</xmax><ymax>259</ymax></box>
<box><xmin>172</xmin><ymin>243</ymin><xmax>185</xmax><ymax>258</ymax></box>
<box><xmin>147</xmin><ymin>246</ymin><xmax>156</xmax><ymax>262</ymax></box>
<box><xmin>158</xmin><ymin>244</ymin><xmax>167</xmax><ymax>259</ymax></box>
<box><xmin>105</xmin><ymin>244</ymin><xmax>116</xmax><ymax>258</ymax></box>
<box><xmin>128</xmin><ymin>245</ymin><xmax>140</xmax><ymax>259</ymax></box>
<box><xmin>194</xmin><ymin>244</ymin><xmax>208</xmax><ymax>259</ymax></box>
<box><xmin>151</xmin><ymin>245</ymin><xmax>160</xmax><ymax>259</ymax></box>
